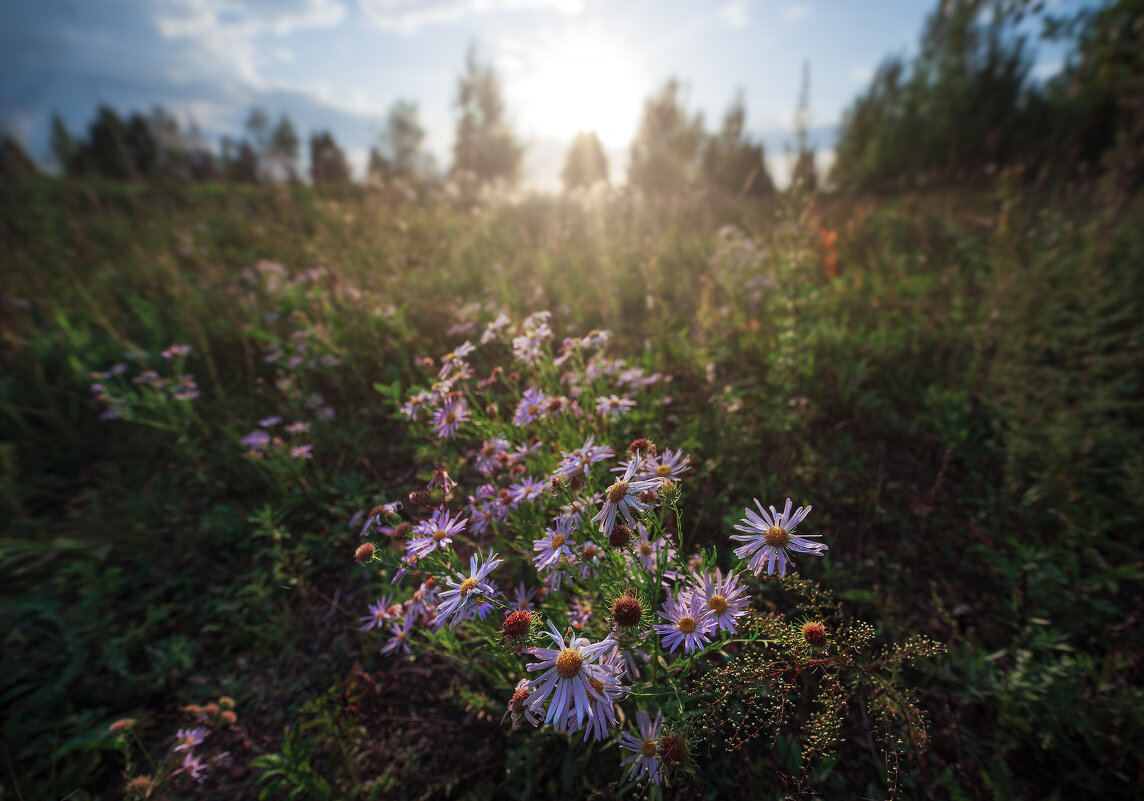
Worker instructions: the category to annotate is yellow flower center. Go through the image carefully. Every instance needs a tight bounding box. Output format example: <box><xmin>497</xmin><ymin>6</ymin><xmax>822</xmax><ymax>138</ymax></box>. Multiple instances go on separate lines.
<box><xmin>641</xmin><ymin>739</ymin><xmax>658</xmax><ymax>758</ymax></box>
<box><xmin>588</xmin><ymin>677</ymin><xmax>604</xmax><ymax>695</ymax></box>
<box><xmin>677</xmin><ymin>616</ymin><xmax>697</xmax><ymax>634</ymax></box>
<box><xmin>607</xmin><ymin>480</ymin><xmax>629</xmax><ymax>504</ymax></box>
<box><xmin>708</xmin><ymin>595</ymin><xmax>728</xmax><ymax>614</ymax></box>
<box><xmin>638</xmin><ymin>543</ymin><xmax>653</xmax><ymax>557</ymax></box>
<box><xmin>655</xmin><ymin>464</ymin><xmax>672</xmax><ymax>477</ymax></box>
<box><xmin>582</xmin><ymin>545</ymin><xmax>597</xmax><ymax>559</ymax></box>
<box><xmin>555</xmin><ymin>648</ymin><xmax>583</xmax><ymax>679</ymax></box>
<box><xmin>528</xmin><ymin>405</ymin><xmax>539</xmax><ymax>415</ymax></box>
<box><xmin>459</xmin><ymin>577</ymin><xmax>479</xmax><ymax>595</ymax></box>
<box><xmin>764</xmin><ymin>525</ymin><xmax>791</xmax><ymax>548</ymax></box>
<box><xmin>445</xmin><ymin>412</ymin><xmax>456</xmax><ymax>424</ymax></box>
<box><xmin>433</xmin><ymin>528</ymin><xmax>448</xmax><ymax>541</ymax></box>
<box><xmin>550</xmin><ymin>534</ymin><xmax>565</xmax><ymax>549</ymax></box>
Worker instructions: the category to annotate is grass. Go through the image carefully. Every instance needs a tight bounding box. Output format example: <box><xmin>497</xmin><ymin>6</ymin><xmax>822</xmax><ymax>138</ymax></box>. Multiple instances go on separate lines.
<box><xmin>1</xmin><ymin>176</ymin><xmax>1141</xmax><ymax>799</ymax></box>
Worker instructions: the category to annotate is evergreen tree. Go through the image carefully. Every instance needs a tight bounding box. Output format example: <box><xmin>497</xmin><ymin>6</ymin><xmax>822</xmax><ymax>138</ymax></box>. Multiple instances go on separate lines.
<box><xmin>702</xmin><ymin>93</ymin><xmax>775</xmax><ymax>196</ymax></box>
<box><xmin>50</xmin><ymin>114</ymin><xmax>77</xmax><ymax>176</ymax></box>
<box><xmin>86</xmin><ymin>106</ymin><xmax>134</xmax><ymax>180</ymax></box>
<box><xmin>0</xmin><ymin>136</ymin><xmax>38</xmax><ymax>180</ymax></box>
<box><xmin>452</xmin><ymin>44</ymin><xmax>523</xmax><ymax>185</ymax></box>
<box><xmin>627</xmin><ymin>79</ymin><xmax>705</xmax><ymax>194</ymax></box>
<box><xmin>310</xmin><ymin>131</ymin><xmax>352</xmax><ymax>184</ymax></box>
<box><xmin>561</xmin><ymin>131</ymin><xmax>609</xmax><ymax>191</ymax></box>
<box><xmin>381</xmin><ymin>100</ymin><xmax>427</xmax><ymax>180</ymax></box>
<box><xmin>268</xmin><ymin>114</ymin><xmax>300</xmax><ymax>182</ymax></box>
<box><xmin>789</xmin><ymin>62</ymin><xmax>817</xmax><ymax>193</ymax></box>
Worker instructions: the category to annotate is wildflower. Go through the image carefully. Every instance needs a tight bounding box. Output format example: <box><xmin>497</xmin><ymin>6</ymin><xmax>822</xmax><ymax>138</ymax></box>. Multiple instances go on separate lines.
<box><xmin>640</xmin><ymin>447</ymin><xmax>692</xmax><ymax>481</ymax></box>
<box><xmin>285</xmin><ymin>421</ymin><xmax>310</xmax><ymax>434</ymax></box>
<box><xmin>510</xmin><ymin>582</ymin><xmax>538</xmax><ymax>610</ymax></box>
<box><xmin>381</xmin><ymin>616</ymin><xmax>414</xmax><ymax>656</ymax></box>
<box><xmin>692</xmin><ymin>568</ymin><xmax>749</xmax><ymax>633</ymax></box>
<box><xmin>318</xmin><ymin>406</ymin><xmax>335</xmax><ymax>421</ymax></box>
<box><xmin>408</xmin><ymin>507</ymin><xmax>467</xmax><ymax>559</ymax></box>
<box><xmin>553</xmin><ymin>435</ymin><xmax>615</xmax><ymax>480</ymax></box>
<box><xmin>505</xmin><ymin>678</ymin><xmax>540</xmax><ymax>729</ymax></box>
<box><xmin>359</xmin><ymin>596</ymin><xmax>399</xmax><ymax>631</ymax></box>
<box><xmin>289</xmin><ymin>444</ymin><xmax>313</xmax><ymax>459</ymax></box>
<box><xmin>169</xmin><ymin>751</ymin><xmax>207</xmax><ymax>782</ymax></box>
<box><xmin>570</xmin><ymin>597</ymin><xmax>594</xmax><ymax>629</ymax></box>
<box><xmin>802</xmin><ymin>621</ymin><xmax>827</xmax><ymax>647</ymax></box>
<box><xmin>508</xmin><ymin>476</ymin><xmax>547</xmax><ymax>506</ymax></box>
<box><xmin>468</xmin><ymin>502</ymin><xmax>497</xmax><ymax>536</ymax></box>
<box><xmin>161</xmin><ymin>344</ymin><xmax>192</xmax><ymax>359</ymax></box>
<box><xmin>433</xmin><ymin>551</ymin><xmax>502</xmax><ymax>629</ymax></box>
<box><xmin>608</xmin><ymin>524</ymin><xmax>632</xmax><ymax>548</ymax></box>
<box><xmin>259</xmin><ymin>416</ymin><xmax>282</xmax><ymax>427</ymax></box>
<box><xmin>503</xmin><ymin>608</ymin><xmax>532</xmax><ymax>639</ymax></box>
<box><xmin>655</xmin><ymin>590</ymin><xmax>715</xmax><ymax>654</ymax></box>
<box><xmin>474</xmin><ymin>438</ymin><xmax>511</xmax><ymax>475</ymax></box>
<box><xmin>631</xmin><ymin>525</ymin><xmax>674</xmax><ymax>573</ymax></box>
<box><xmin>618</xmin><ymin>710</ymin><xmax>663</xmax><ymax>785</ymax></box>
<box><xmin>220</xmin><ymin>709</ymin><xmax>237</xmax><ymax>725</ymax></box>
<box><xmin>591</xmin><ymin>458</ymin><xmax>659</xmax><ymax>539</ymax></box>
<box><xmin>431</xmin><ymin>396</ymin><xmax>469</xmax><ymax>439</ymax></box>
<box><xmin>241</xmin><ymin>429</ymin><xmax>271</xmax><ymax>452</ymax></box>
<box><xmin>560</xmin><ymin>493</ymin><xmax>601</xmax><ymax>526</ymax></box>
<box><xmin>595</xmin><ymin>394</ymin><xmax>635</xmax><ymax>419</ymax></box>
<box><xmin>361</xmin><ymin>502</ymin><xmax>402</xmax><ymax>535</ymax></box>
<box><xmin>353</xmin><ymin>542</ymin><xmax>375</xmax><ymax>563</ymax></box>
<box><xmin>523</xmin><ymin>622</ymin><xmax>614</xmax><ymax>730</ymax></box>
<box><xmin>173</xmin><ymin>726</ymin><xmax>207</xmax><ymax>752</ymax></box>
<box><xmin>575</xmin><ymin>670</ymin><xmax>626</xmax><ymax>742</ymax></box>
<box><xmin>611</xmin><ymin>593</ymin><xmax>644</xmax><ymax>628</ymax></box>
<box><xmin>513</xmin><ymin>387</ymin><xmax>549</xmax><ymax>426</ymax></box>
<box><xmin>729</xmin><ymin>498</ymin><xmax>826</xmax><ymax>577</ymax></box>
<box><xmin>219</xmin><ymin>696</ymin><xmax>235</xmax><ymax>710</ymax></box>
<box><xmin>401</xmin><ymin>390</ymin><xmax>432</xmax><ymax>420</ymax></box>
<box><xmin>533</xmin><ymin>516</ymin><xmax>576</xmax><ymax>571</ymax></box>
<box><xmin>438</xmin><ymin>341</ymin><xmax>476</xmax><ymax>378</ymax></box>
<box><xmin>481</xmin><ymin>312</ymin><xmax>511</xmax><ymax>344</ymax></box>
<box><xmin>463</xmin><ymin>588</ymin><xmax>498</xmax><ymax>622</ymax></box>
<box><xmin>627</xmin><ymin>438</ymin><xmax>657</xmax><ymax>457</ymax></box>
<box><xmin>427</xmin><ymin>466</ymin><xmax>458</xmax><ymax>494</ymax></box>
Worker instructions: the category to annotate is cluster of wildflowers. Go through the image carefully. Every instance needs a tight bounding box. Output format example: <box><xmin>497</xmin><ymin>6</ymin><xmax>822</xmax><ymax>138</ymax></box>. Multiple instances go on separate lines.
<box><xmin>110</xmin><ymin>696</ymin><xmax>237</xmax><ymax>797</ymax></box>
<box><xmin>350</xmin><ymin>310</ymin><xmax>840</xmax><ymax>785</ymax></box>
<box><xmin>240</xmin><ymin>414</ymin><xmax>315</xmax><ymax>461</ymax></box>
<box><xmin>89</xmin><ymin>345</ymin><xmax>200</xmax><ymax>426</ymax></box>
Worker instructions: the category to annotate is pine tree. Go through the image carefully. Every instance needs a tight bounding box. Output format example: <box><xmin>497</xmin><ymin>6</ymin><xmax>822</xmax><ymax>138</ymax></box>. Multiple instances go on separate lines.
<box><xmin>561</xmin><ymin>131</ymin><xmax>609</xmax><ymax>191</ymax></box>
<box><xmin>452</xmin><ymin>44</ymin><xmax>523</xmax><ymax>185</ymax></box>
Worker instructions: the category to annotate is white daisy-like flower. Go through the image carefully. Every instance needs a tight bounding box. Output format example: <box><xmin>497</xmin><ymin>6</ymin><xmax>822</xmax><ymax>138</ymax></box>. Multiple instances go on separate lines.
<box><xmin>533</xmin><ymin>516</ymin><xmax>576</xmax><ymax>571</ymax></box>
<box><xmin>433</xmin><ymin>551</ymin><xmax>502</xmax><ymax>629</ymax></box>
<box><xmin>729</xmin><ymin>498</ymin><xmax>826</xmax><ymax>577</ymax></box>
<box><xmin>524</xmin><ymin>622</ymin><xmax>614</xmax><ymax>730</ymax></box>
<box><xmin>591</xmin><ymin>457</ymin><xmax>660</xmax><ymax>538</ymax></box>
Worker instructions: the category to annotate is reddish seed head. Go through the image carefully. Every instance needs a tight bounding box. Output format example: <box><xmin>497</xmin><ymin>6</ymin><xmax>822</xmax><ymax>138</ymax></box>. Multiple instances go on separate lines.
<box><xmin>218</xmin><ymin>696</ymin><xmax>235</xmax><ymax>710</ymax></box>
<box><xmin>220</xmin><ymin>709</ymin><xmax>238</xmax><ymax>726</ymax></box>
<box><xmin>609</xmin><ymin>525</ymin><xmax>631</xmax><ymax>548</ymax></box>
<box><xmin>569</xmin><ymin>475</ymin><xmax>584</xmax><ymax>490</ymax></box>
<box><xmin>109</xmin><ymin>718</ymin><xmax>134</xmax><ymax>733</ymax></box>
<box><xmin>612</xmin><ymin>595</ymin><xmax>643</xmax><ymax>627</ymax></box>
<box><xmin>183</xmin><ymin>704</ymin><xmax>202</xmax><ymax>716</ymax></box>
<box><xmin>509</xmin><ymin>686</ymin><xmax>531</xmax><ymax>713</ymax></box>
<box><xmin>582</xmin><ymin>544</ymin><xmax>598</xmax><ymax>559</ymax></box>
<box><xmin>367</xmin><ymin>505</ymin><xmax>387</xmax><ymax>519</ymax></box>
<box><xmin>127</xmin><ymin>776</ymin><xmax>152</xmax><ymax>792</ymax></box>
<box><xmin>628</xmin><ymin>438</ymin><xmax>657</xmax><ymax>457</ymax></box>
<box><xmin>408</xmin><ymin>490</ymin><xmax>430</xmax><ymax>506</ymax></box>
<box><xmin>659</xmin><ymin>735</ymin><xmax>687</xmax><ymax>767</ymax></box>
<box><xmin>503</xmin><ymin>609</ymin><xmax>532</xmax><ymax>639</ymax></box>
<box><xmin>354</xmin><ymin>542</ymin><xmax>376</xmax><ymax>563</ymax></box>
<box><xmin>393</xmin><ymin>522</ymin><xmax>410</xmax><ymax>538</ymax></box>
<box><xmin>638</xmin><ymin>489</ymin><xmax>658</xmax><ymax>504</ymax></box>
<box><xmin>203</xmin><ymin>703</ymin><xmax>219</xmax><ymax>718</ymax></box>
<box><xmin>424</xmin><ymin>577</ymin><xmax>437</xmax><ymax>590</ymax></box>
<box><xmin>803</xmin><ymin>621</ymin><xmax>827</xmax><ymax>647</ymax></box>
<box><xmin>547</xmin><ymin>398</ymin><xmax>564</xmax><ymax>412</ymax></box>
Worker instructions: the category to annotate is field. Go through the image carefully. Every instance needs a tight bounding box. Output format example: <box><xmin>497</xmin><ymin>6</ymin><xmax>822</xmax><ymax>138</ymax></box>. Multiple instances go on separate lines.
<box><xmin>2</xmin><ymin>176</ymin><xmax>1142</xmax><ymax>800</ymax></box>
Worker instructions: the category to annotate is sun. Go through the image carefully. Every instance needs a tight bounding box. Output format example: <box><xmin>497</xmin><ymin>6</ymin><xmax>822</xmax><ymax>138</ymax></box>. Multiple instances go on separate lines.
<box><xmin>511</xmin><ymin>33</ymin><xmax>643</xmax><ymax>148</ymax></box>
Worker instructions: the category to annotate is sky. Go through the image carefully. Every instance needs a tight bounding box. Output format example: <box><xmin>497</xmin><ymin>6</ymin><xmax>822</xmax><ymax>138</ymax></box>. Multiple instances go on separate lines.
<box><xmin>0</xmin><ymin>0</ymin><xmax>1086</xmax><ymax>189</ymax></box>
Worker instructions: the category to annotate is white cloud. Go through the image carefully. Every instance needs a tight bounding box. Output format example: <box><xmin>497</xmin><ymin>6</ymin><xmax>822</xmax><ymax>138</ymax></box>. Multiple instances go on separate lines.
<box><xmin>850</xmin><ymin>66</ymin><xmax>874</xmax><ymax>83</ymax></box>
<box><xmin>359</xmin><ymin>0</ymin><xmax>584</xmax><ymax>35</ymax></box>
<box><xmin>1033</xmin><ymin>60</ymin><xmax>1063</xmax><ymax>81</ymax></box>
<box><xmin>718</xmin><ymin>2</ymin><xmax>749</xmax><ymax>30</ymax></box>
<box><xmin>783</xmin><ymin>4</ymin><xmax>810</xmax><ymax>20</ymax></box>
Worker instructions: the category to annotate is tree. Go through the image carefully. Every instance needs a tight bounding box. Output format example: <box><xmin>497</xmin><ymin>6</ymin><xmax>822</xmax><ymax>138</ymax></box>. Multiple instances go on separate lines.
<box><xmin>50</xmin><ymin>114</ymin><xmax>77</xmax><ymax>176</ymax></box>
<box><xmin>86</xmin><ymin>106</ymin><xmax>134</xmax><ymax>180</ymax></box>
<box><xmin>268</xmin><ymin>114</ymin><xmax>300</xmax><ymax>182</ymax></box>
<box><xmin>310</xmin><ymin>131</ymin><xmax>352</xmax><ymax>184</ymax></box>
<box><xmin>561</xmin><ymin>131</ymin><xmax>609</xmax><ymax>191</ymax></box>
<box><xmin>627</xmin><ymin>79</ymin><xmax>705</xmax><ymax>194</ymax></box>
<box><xmin>702</xmin><ymin>93</ymin><xmax>775</xmax><ymax>196</ymax></box>
<box><xmin>0</xmin><ymin>136</ymin><xmax>38</xmax><ymax>181</ymax></box>
<box><xmin>452</xmin><ymin>44</ymin><xmax>524</xmax><ymax>185</ymax></box>
<box><xmin>789</xmin><ymin>62</ymin><xmax>817</xmax><ymax>193</ymax></box>
<box><xmin>383</xmin><ymin>100</ymin><xmax>427</xmax><ymax>179</ymax></box>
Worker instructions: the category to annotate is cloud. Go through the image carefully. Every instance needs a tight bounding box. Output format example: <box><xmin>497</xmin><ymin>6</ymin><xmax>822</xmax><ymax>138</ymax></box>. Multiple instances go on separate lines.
<box><xmin>1032</xmin><ymin>60</ymin><xmax>1063</xmax><ymax>81</ymax></box>
<box><xmin>783</xmin><ymin>4</ymin><xmax>810</xmax><ymax>20</ymax></box>
<box><xmin>718</xmin><ymin>2</ymin><xmax>749</xmax><ymax>29</ymax></box>
<box><xmin>359</xmin><ymin>0</ymin><xmax>584</xmax><ymax>35</ymax></box>
<box><xmin>850</xmin><ymin>66</ymin><xmax>874</xmax><ymax>83</ymax></box>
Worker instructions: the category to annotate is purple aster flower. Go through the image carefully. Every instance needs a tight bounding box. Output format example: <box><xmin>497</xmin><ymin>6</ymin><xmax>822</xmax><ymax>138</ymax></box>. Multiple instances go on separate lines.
<box><xmin>241</xmin><ymin>429</ymin><xmax>271</xmax><ymax>451</ymax></box>
<box><xmin>289</xmin><ymin>444</ymin><xmax>313</xmax><ymax>459</ymax></box>
<box><xmin>427</xmin><ymin>466</ymin><xmax>457</xmax><ymax>494</ymax></box>
<box><xmin>559</xmin><ymin>493</ymin><xmax>601</xmax><ymax>526</ymax></box>
<box><xmin>401</xmin><ymin>391</ymin><xmax>432</xmax><ymax>420</ymax></box>
<box><xmin>618</xmin><ymin>710</ymin><xmax>663</xmax><ymax>785</ymax></box>
<box><xmin>468</xmin><ymin>503</ymin><xmax>497</xmax><ymax>536</ymax></box>
<box><xmin>474</xmin><ymin>438</ymin><xmax>511</xmax><ymax>476</ymax></box>
<box><xmin>161</xmin><ymin>344</ymin><xmax>192</xmax><ymax>360</ymax></box>
<box><xmin>509</xmin><ymin>476</ymin><xmax>547</xmax><ymax>506</ymax></box>
<box><xmin>380</xmin><ymin>615</ymin><xmax>414</xmax><ymax>656</ymax></box>
<box><xmin>511</xmin><ymin>582</ymin><xmax>538</xmax><ymax>609</ymax></box>
<box><xmin>655</xmin><ymin>590</ymin><xmax>716</xmax><ymax>654</ymax></box>
<box><xmin>285</xmin><ymin>421</ymin><xmax>310</xmax><ymax>434</ymax></box>
<box><xmin>431</xmin><ymin>396</ymin><xmax>469</xmax><ymax>439</ymax></box>
<box><xmin>438</xmin><ymin>341</ymin><xmax>476</xmax><ymax>379</ymax></box>
<box><xmin>638</xmin><ymin>447</ymin><xmax>693</xmax><ymax>482</ymax></box>
<box><xmin>463</xmin><ymin>584</ymin><xmax>498</xmax><ymax>622</ymax></box>
<box><xmin>513</xmin><ymin>387</ymin><xmax>550</xmax><ymax>426</ymax></box>
<box><xmin>630</xmin><ymin>525</ymin><xmax>675</xmax><ymax>573</ymax></box>
<box><xmin>169</xmin><ymin>751</ymin><xmax>208</xmax><ymax>782</ymax></box>
<box><xmin>480</xmin><ymin>312</ymin><xmax>511</xmax><ymax>345</ymax></box>
<box><xmin>433</xmin><ymin>551</ymin><xmax>502</xmax><ymax>629</ymax></box>
<box><xmin>591</xmin><ymin>458</ymin><xmax>660</xmax><ymax>538</ymax></box>
<box><xmin>173</xmin><ymin>727</ymin><xmax>207</xmax><ymax>753</ymax></box>
<box><xmin>566</xmin><ymin>666</ymin><xmax>626</xmax><ymax>742</ymax></box>
<box><xmin>533</xmin><ymin>516</ymin><xmax>576</xmax><ymax>571</ymax></box>
<box><xmin>524</xmin><ymin>622</ymin><xmax>615</xmax><ymax>731</ymax></box>
<box><xmin>691</xmin><ymin>568</ymin><xmax>750</xmax><ymax>633</ymax></box>
<box><xmin>259</xmin><ymin>416</ymin><xmax>282</xmax><ymax>428</ymax></box>
<box><xmin>553</xmin><ymin>435</ymin><xmax>615</xmax><ymax>480</ymax></box>
<box><xmin>595</xmin><ymin>394</ymin><xmax>635</xmax><ymax>419</ymax></box>
<box><xmin>729</xmin><ymin>498</ymin><xmax>826</xmax><ymax>577</ymax></box>
<box><xmin>360</xmin><ymin>596</ymin><xmax>399</xmax><ymax>631</ymax></box>
<box><xmin>408</xmin><ymin>507</ymin><xmax>467</xmax><ymax>559</ymax></box>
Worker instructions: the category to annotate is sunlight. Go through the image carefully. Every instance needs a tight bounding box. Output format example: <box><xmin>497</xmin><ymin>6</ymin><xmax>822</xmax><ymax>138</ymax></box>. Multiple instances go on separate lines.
<box><xmin>512</xmin><ymin>34</ymin><xmax>643</xmax><ymax>148</ymax></box>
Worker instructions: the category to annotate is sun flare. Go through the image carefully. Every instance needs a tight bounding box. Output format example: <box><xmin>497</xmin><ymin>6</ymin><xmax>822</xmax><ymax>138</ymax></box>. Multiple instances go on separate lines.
<box><xmin>512</xmin><ymin>34</ymin><xmax>643</xmax><ymax>148</ymax></box>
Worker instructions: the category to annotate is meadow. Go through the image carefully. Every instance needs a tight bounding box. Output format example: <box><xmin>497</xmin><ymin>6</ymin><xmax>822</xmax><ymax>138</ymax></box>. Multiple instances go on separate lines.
<box><xmin>1</xmin><ymin>174</ymin><xmax>1142</xmax><ymax>800</ymax></box>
